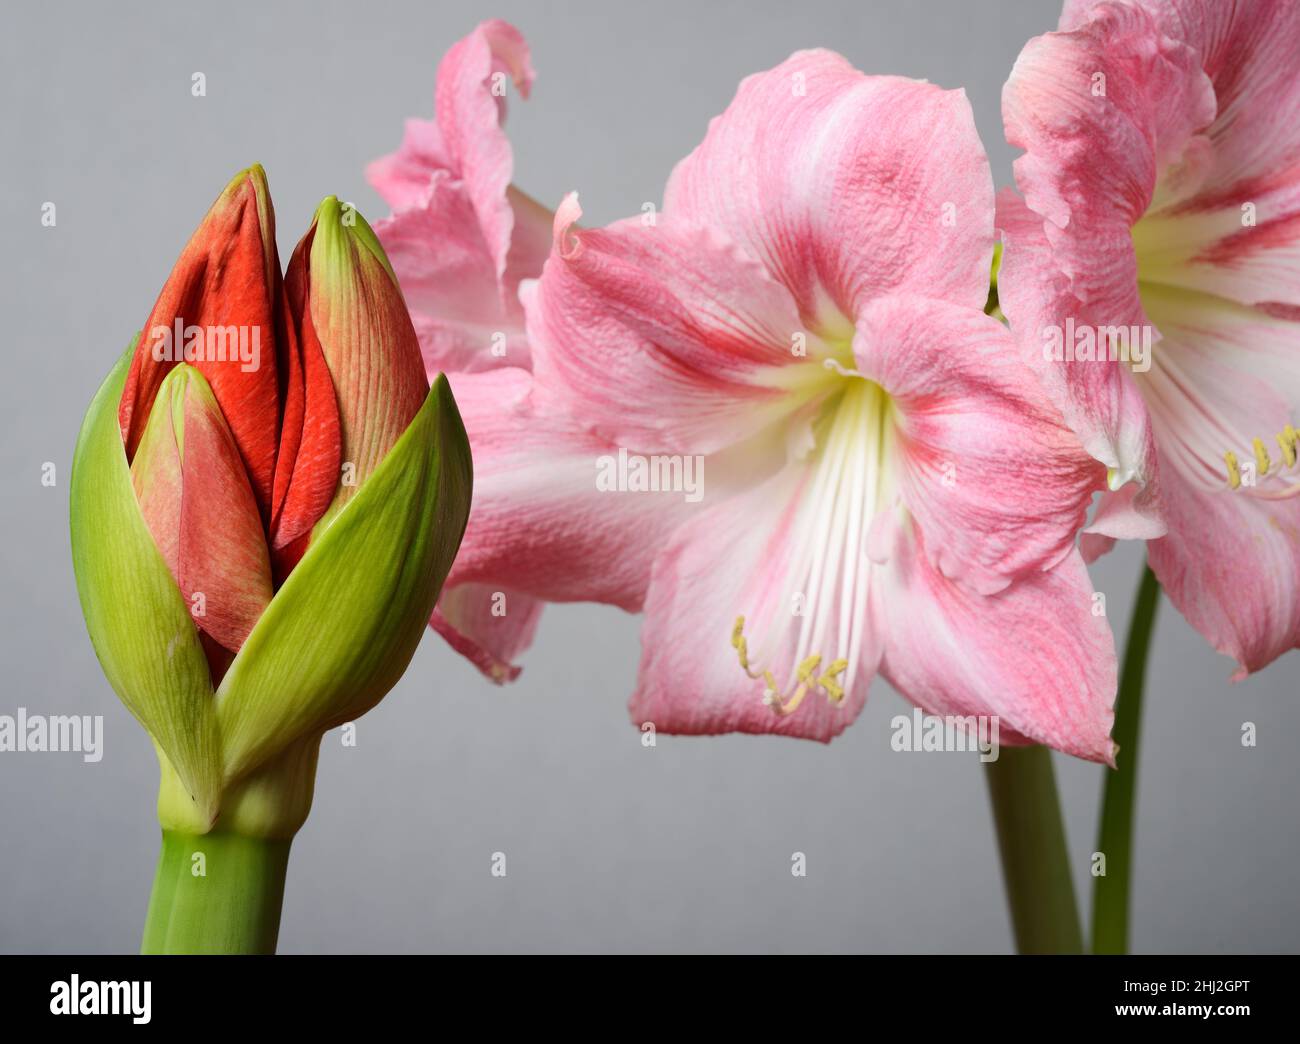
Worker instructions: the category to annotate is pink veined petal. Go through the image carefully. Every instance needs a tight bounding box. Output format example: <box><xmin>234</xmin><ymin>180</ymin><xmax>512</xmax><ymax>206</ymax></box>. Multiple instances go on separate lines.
<box><xmin>1079</xmin><ymin>530</ymin><xmax>1119</xmax><ymax>565</ymax></box>
<box><xmin>1141</xmin><ymin>187</ymin><xmax>1300</xmax><ymax>310</ymax></box>
<box><xmin>665</xmin><ymin>51</ymin><xmax>994</xmax><ymax>329</ymax></box>
<box><xmin>1134</xmin><ymin>284</ymin><xmax>1300</xmax><ymax>672</ymax></box>
<box><xmin>372</xmin><ymin>176</ymin><xmax>519</xmax><ymax>374</ymax></box>
<box><xmin>1005</xmin><ymin>2</ymin><xmax>1214</xmax><ymax>236</ymax></box>
<box><xmin>431</xmin><ymin>583</ymin><xmax>545</xmax><ymax>684</ymax></box>
<box><xmin>1063</xmin><ymin>0</ymin><xmax>1300</xmax><ymax>199</ymax></box>
<box><xmin>1137</xmin><ymin>284</ymin><xmax>1300</xmax><ymax>495</ymax></box>
<box><xmin>434</xmin><ymin>17</ymin><xmax>535</xmax><ymax>287</ymax></box>
<box><xmin>526</xmin><ymin>201</ymin><xmax>820</xmax><ymax>455</ymax></box>
<box><xmin>372</xmin><ymin>183</ymin><xmax>552</xmax><ymax>374</ymax></box>
<box><xmin>631</xmin><ymin>412</ymin><xmax>1115</xmax><ymax>757</ymax></box>
<box><xmin>1002</xmin><ymin>2</ymin><xmax>1215</xmax><ymax>389</ymax></box>
<box><xmin>1149</xmin><ymin>469</ymin><xmax>1300</xmax><ymax>678</ymax></box>
<box><xmin>996</xmin><ymin>188</ymin><xmax>1163</xmax><ymax>495</ymax></box>
<box><xmin>1120</xmin><ymin>0</ymin><xmax>1300</xmax><ymax>309</ymax></box>
<box><xmin>851</xmin><ymin>293</ymin><xmax>1105</xmax><ymax>595</ymax></box>
<box><xmin>631</xmin><ymin>465</ymin><xmax>881</xmax><ymax>742</ymax></box>
<box><xmin>1079</xmin><ymin>477</ymin><xmax>1169</xmax><ymax>564</ymax></box>
<box><xmin>442</xmin><ymin>367</ymin><xmax>702</xmax><ymax>613</ymax></box>
<box><xmin>880</xmin><ymin>534</ymin><xmax>1118</xmax><ymax>766</ymax></box>
<box><xmin>367</xmin><ymin>117</ymin><xmax>454</xmax><ymax>212</ymax></box>
<box><xmin>366</xmin><ymin>19</ymin><xmax>551</xmax><ymax>374</ymax></box>
<box><xmin>1054</xmin><ymin>1</ymin><xmax>1300</xmax><ymax>310</ymax></box>
<box><xmin>501</xmin><ymin>185</ymin><xmax>555</xmax><ymax>320</ymax></box>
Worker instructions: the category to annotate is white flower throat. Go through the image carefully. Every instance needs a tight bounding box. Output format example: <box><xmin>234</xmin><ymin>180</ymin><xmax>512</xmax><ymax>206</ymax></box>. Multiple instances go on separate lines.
<box><xmin>732</xmin><ymin>360</ymin><xmax>897</xmax><ymax>716</ymax></box>
<box><xmin>1132</xmin><ymin>211</ymin><xmax>1300</xmax><ymax>498</ymax></box>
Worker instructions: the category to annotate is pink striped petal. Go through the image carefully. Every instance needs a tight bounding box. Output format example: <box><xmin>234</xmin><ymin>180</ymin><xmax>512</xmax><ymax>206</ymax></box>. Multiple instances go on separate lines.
<box><xmin>1112</xmin><ymin>0</ymin><xmax>1300</xmax><ymax>308</ymax></box>
<box><xmin>664</xmin><ymin>51</ymin><xmax>994</xmax><ymax>328</ymax></box>
<box><xmin>526</xmin><ymin>201</ymin><xmax>814</xmax><ymax>455</ymax></box>
<box><xmin>1000</xmin><ymin>0</ymin><xmax>1215</xmax><ymax>471</ymax></box>
<box><xmin>432</xmin><ymin>17</ymin><xmax>535</xmax><ymax>284</ymax></box>
<box><xmin>444</xmin><ymin>366</ymin><xmax>701</xmax><ymax>613</ymax></box>
<box><xmin>880</xmin><ymin>536</ymin><xmax>1117</xmax><ymax>765</ymax></box>
<box><xmin>1062</xmin><ymin>0</ymin><xmax>1300</xmax><ymax>203</ymax></box>
<box><xmin>996</xmin><ymin>188</ymin><xmax>1162</xmax><ymax>496</ymax></box>
<box><xmin>1150</xmin><ymin>470</ymin><xmax>1300</xmax><ymax>678</ymax></box>
<box><xmin>367</xmin><ymin>20</ymin><xmax>550</xmax><ymax>374</ymax></box>
<box><xmin>852</xmin><ymin>293</ymin><xmax>1105</xmax><ymax>595</ymax></box>
<box><xmin>1138</xmin><ymin>286</ymin><xmax>1300</xmax><ymax>671</ymax></box>
<box><xmin>373</xmin><ymin>181</ymin><xmax>550</xmax><ymax>374</ymax></box>
<box><xmin>432</xmin><ymin>584</ymin><xmax>544</xmax><ymax>684</ymax></box>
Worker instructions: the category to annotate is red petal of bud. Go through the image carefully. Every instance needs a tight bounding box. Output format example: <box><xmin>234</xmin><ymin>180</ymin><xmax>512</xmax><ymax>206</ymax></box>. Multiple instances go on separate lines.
<box><xmin>130</xmin><ymin>366</ymin><xmax>273</xmax><ymax>678</ymax></box>
<box><xmin>269</xmin><ymin>241</ymin><xmax>342</xmax><ymax>580</ymax></box>
<box><xmin>292</xmin><ymin>198</ymin><xmax>428</xmax><ymax>528</ymax></box>
<box><xmin>120</xmin><ymin>166</ymin><xmax>282</xmax><ymax>521</ymax></box>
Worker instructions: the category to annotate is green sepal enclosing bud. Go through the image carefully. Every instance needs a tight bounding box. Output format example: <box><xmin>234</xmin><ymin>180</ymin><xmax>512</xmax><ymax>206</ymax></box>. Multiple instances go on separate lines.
<box><xmin>71</xmin><ymin>341</ymin><xmax>224</xmax><ymax>826</ymax></box>
<box><xmin>216</xmin><ymin>372</ymin><xmax>472</xmax><ymax>790</ymax></box>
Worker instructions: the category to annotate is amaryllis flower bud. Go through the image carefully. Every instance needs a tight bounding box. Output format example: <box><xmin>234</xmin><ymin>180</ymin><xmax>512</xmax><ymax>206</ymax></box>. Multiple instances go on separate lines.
<box><xmin>69</xmin><ymin>167</ymin><xmax>472</xmax><ymax>954</ymax></box>
<box><xmin>130</xmin><ymin>364</ymin><xmax>274</xmax><ymax>677</ymax></box>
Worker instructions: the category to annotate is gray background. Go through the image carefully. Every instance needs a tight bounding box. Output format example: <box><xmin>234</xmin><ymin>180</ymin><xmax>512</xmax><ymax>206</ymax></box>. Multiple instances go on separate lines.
<box><xmin>2</xmin><ymin>0</ymin><xmax>1296</xmax><ymax>954</ymax></box>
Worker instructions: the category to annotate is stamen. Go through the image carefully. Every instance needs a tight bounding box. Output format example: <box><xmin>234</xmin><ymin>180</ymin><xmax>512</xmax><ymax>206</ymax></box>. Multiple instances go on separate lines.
<box><xmin>731</xmin><ymin>616</ymin><xmax>760</xmax><ymax>678</ymax></box>
<box><xmin>1253</xmin><ymin>437</ymin><xmax>1271</xmax><ymax>477</ymax></box>
<box><xmin>1225</xmin><ymin>424</ymin><xmax>1300</xmax><ymax>491</ymax></box>
<box><xmin>1279</xmin><ymin>425</ymin><xmax>1299</xmax><ymax>468</ymax></box>
<box><xmin>818</xmin><ymin>660</ymin><xmax>850</xmax><ymax>703</ymax></box>
<box><xmin>1224</xmin><ymin>451</ymin><xmax>1241</xmax><ymax>490</ymax></box>
<box><xmin>733</xmin><ymin>616</ymin><xmax>849</xmax><ymax>716</ymax></box>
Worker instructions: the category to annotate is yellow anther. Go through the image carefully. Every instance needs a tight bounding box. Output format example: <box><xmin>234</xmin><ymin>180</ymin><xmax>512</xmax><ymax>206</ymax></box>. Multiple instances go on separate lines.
<box><xmin>796</xmin><ymin>654</ymin><xmax>823</xmax><ymax>681</ymax></box>
<box><xmin>1253</xmin><ymin>437</ymin><xmax>1271</xmax><ymax>477</ymax></box>
<box><xmin>731</xmin><ymin>616</ymin><xmax>759</xmax><ymax>678</ymax></box>
<box><xmin>818</xmin><ymin>659</ymin><xmax>850</xmax><ymax>703</ymax></box>
<box><xmin>733</xmin><ymin>619</ymin><xmax>850</xmax><ymax>716</ymax></box>
<box><xmin>1224</xmin><ymin>451</ymin><xmax>1241</xmax><ymax>490</ymax></box>
<box><xmin>1224</xmin><ymin>427</ymin><xmax>1300</xmax><ymax>492</ymax></box>
<box><xmin>1278</xmin><ymin>425</ymin><xmax>1299</xmax><ymax>469</ymax></box>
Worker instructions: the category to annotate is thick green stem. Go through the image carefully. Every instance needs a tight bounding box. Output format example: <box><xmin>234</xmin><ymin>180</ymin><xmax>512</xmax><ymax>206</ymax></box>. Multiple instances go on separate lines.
<box><xmin>985</xmin><ymin>745</ymin><xmax>1083</xmax><ymax>954</ymax></box>
<box><xmin>1091</xmin><ymin>564</ymin><xmax>1160</xmax><ymax>954</ymax></box>
<box><xmin>141</xmin><ymin>830</ymin><xmax>291</xmax><ymax>954</ymax></box>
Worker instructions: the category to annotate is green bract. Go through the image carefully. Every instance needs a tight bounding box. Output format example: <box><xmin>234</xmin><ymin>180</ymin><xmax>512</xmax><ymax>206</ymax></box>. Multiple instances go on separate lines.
<box><xmin>71</xmin><ymin>344</ymin><xmax>472</xmax><ymax>838</ymax></box>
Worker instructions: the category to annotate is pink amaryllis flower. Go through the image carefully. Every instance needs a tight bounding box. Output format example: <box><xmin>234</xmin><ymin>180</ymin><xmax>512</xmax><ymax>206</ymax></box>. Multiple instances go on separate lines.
<box><xmin>998</xmin><ymin>0</ymin><xmax>1300</xmax><ymax>675</ymax></box>
<box><xmin>428</xmin><ymin>49</ymin><xmax>1120</xmax><ymax>760</ymax></box>
<box><xmin>368</xmin><ymin>19</ymin><xmax>555</xmax><ymax>679</ymax></box>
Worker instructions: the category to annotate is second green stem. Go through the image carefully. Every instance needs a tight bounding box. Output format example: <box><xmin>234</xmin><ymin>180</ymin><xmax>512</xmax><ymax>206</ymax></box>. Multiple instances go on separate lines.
<box><xmin>1091</xmin><ymin>563</ymin><xmax>1161</xmax><ymax>954</ymax></box>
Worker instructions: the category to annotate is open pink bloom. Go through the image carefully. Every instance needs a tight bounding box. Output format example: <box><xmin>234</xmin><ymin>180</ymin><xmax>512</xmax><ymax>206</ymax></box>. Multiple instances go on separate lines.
<box><xmin>999</xmin><ymin>0</ymin><xmax>1300</xmax><ymax>676</ymax></box>
<box><xmin>369</xmin><ymin>19</ymin><xmax>555</xmax><ymax>678</ymax></box>
<box><xmin>438</xmin><ymin>50</ymin><xmax>1119</xmax><ymax>760</ymax></box>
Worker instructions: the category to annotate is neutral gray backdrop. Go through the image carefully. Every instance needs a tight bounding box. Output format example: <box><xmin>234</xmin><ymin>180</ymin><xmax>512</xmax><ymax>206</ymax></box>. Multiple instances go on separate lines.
<box><xmin>2</xmin><ymin>0</ymin><xmax>1296</xmax><ymax>954</ymax></box>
